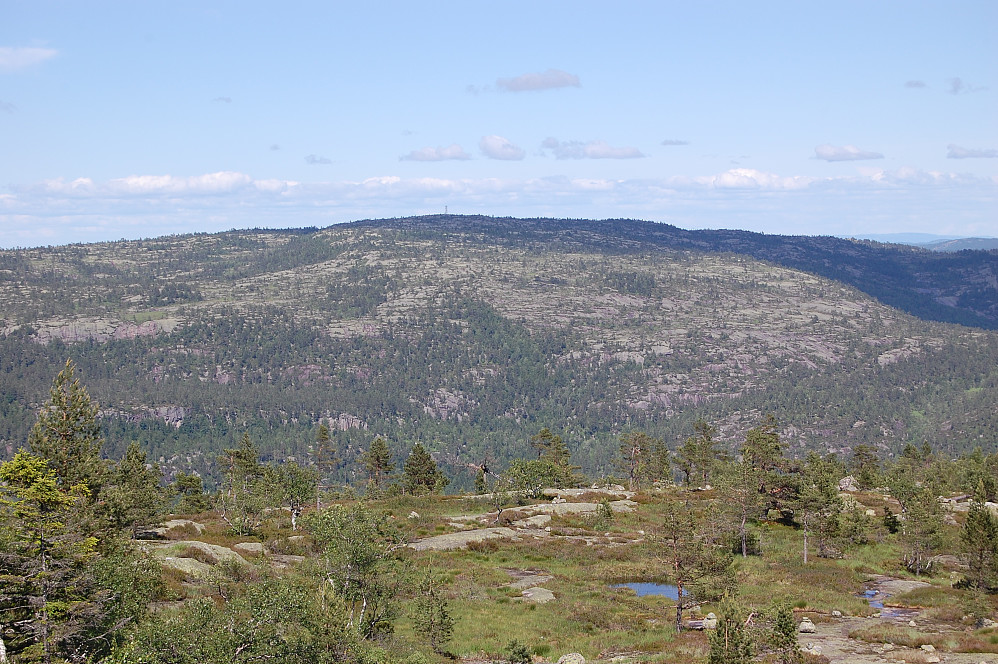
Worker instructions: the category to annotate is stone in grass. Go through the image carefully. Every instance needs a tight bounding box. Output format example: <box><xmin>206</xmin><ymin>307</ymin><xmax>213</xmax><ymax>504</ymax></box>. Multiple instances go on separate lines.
<box><xmin>703</xmin><ymin>612</ymin><xmax>718</xmax><ymax>630</ymax></box>
<box><xmin>556</xmin><ymin>654</ymin><xmax>585</xmax><ymax>664</ymax></box>
<box><xmin>798</xmin><ymin>617</ymin><xmax>816</xmax><ymax>633</ymax></box>
<box><xmin>233</xmin><ymin>542</ymin><xmax>265</xmax><ymax>555</ymax></box>
<box><xmin>831</xmin><ymin>610</ymin><xmax>842</xmax><ymax>617</ymax></box>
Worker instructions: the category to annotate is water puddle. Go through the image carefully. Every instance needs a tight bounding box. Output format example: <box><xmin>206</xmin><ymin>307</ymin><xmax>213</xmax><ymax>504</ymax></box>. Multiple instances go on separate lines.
<box><xmin>612</xmin><ymin>582</ymin><xmax>687</xmax><ymax>599</ymax></box>
<box><xmin>859</xmin><ymin>586</ymin><xmax>919</xmax><ymax>620</ymax></box>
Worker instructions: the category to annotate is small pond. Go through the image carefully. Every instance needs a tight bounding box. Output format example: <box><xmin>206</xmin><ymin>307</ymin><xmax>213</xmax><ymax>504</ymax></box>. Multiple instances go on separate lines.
<box><xmin>611</xmin><ymin>582</ymin><xmax>687</xmax><ymax>599</ymax></box>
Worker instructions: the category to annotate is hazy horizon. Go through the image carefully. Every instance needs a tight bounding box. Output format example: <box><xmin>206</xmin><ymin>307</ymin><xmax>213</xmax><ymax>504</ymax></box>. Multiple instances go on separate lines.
<box><xmin>3</xmin><ymin>1</ymin><xmax>995</xmax><ymax>247</ymax></box>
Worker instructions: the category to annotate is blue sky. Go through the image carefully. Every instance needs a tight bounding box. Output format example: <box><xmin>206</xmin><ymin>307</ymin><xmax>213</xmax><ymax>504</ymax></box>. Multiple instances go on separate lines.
<box><xmin>1</xmin><ymin>1</ymin><xmax>996</xmax><ymax>247</ymax></box>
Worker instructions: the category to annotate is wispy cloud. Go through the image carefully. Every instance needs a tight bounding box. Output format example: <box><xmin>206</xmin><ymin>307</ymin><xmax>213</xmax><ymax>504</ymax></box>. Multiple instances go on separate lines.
<box><xmin>0</xmin><ymin>99</ymin><xmax>15</xmax><ymax>113</ymax></box>
<box><xmin>661</xmin><ymin>139</ymin><xmax>689</xmax><ymax>146</ymax></box>
<box><xmin>305</xmin><ymin>154</ymin><xmax>332</xmax><ymax>165</ymax></box>
<box><xmin>212</xmin><ymin>96</ymin><xmax>232</xmax><ymax>103</ymax></box>
<box><xmin>947</xmin><ymin>144</ymin><xmax>998</xmax><ymax>159</ymax></box>
<box><xmin>904</xmin><ymin>80</ymin><xmax>927</xmax><ymax>89</ymax></box>
<box><xmin>814</xmin><ymin>144</ymin><xmax>884</xmax><ymax>162</ymax></box>
<box><xmin>479</xmin><ymin>135</ymin><xmax>525</xmax><ymax>161</ymax></box>
<box><xmin>542</xmin><ymin>138</ymin><xmax>645</xmax><ymax>160</ymax></box>
<box><xmin>269</xmin><ymin>144</ymin><xmax>281</xmax><ymax>151</ymax></box>
<box><xmin>400</xmin><ymin>144</ymin><xmax>471</xmax><ymax>161</ymax></box>
<box><xmin>0</xmin><ymin>46</ymin><xmax>58</xmax><ymax>72</ymax></box>
<box><xmin>497</xmin><ymin>69</ymin><xmax>580</xmax><ymax>92</ymax></box>
<box><xmin>947</xmin><ymin>77</ymin><xmax>985</xmax><ymax>95</ymax></box>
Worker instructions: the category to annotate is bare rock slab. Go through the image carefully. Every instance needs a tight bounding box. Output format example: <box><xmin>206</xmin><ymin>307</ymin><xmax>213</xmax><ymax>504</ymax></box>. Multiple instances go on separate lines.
<box><xmin>409</xmin><ymin>527</ymin><xmax>518</xmax><ymax>551</ymax></box>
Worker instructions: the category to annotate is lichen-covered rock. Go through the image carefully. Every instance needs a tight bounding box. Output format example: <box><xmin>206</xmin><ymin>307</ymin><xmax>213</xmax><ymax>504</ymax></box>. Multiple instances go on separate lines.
<box><xmin>233</xmin><ymin>542</ymin><xmax>265</xmax><ymax>555</ymax></box>
<box><xmin>831</xmin><ymin>610</ymin><xmax>842</xmax><ymax>617</ymax></box>
<box><xmin>798</xmin><ymin>617</ymin><xmax>816</xmax><ymax>633</ymax></box>
<box><xmin>703</xmin><ymin>612</ymin><xmax>718</xmax><ymax>630</ymax></box>
<box><xmin>556</xmin><ymin>653</ymin><xmax>585</xmax><ymax>664</ymax></box>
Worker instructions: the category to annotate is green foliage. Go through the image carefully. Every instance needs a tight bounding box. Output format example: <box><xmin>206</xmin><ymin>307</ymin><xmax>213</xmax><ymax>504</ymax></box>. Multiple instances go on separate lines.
<box><xmin>900</xmin><ymin>486</ymin><xmax>945</xmax><ymax>575</ymax></box>
<box><xmin>504</xmin><ymin>639</ymin><xmax>532</xmax><ymax>664</ymax></box>
<box><xmin>656</xmin><ymin>501</ymin><xmax>736</xmax><ymax>632</ymax></box>
<box><xmin>675</xmin><ymin>419</ymin><xmax>722</xmax><ymax>487</ymax></box>
<box><xmin>113</xmin><ymin>574</ymin><xmax>356</xmax><ymax>664</ymax></box>
<box><xmin>849</xmin><ymin>444</ymin><xmax>881</xmax><ymax>490</ymax></box>
<box><xmin>270</xmin><ymin>460</ymin><xmax>319</xmax><ymax>531</ymax></box>
<box><xmin>707</xmin><ymin>597</ymin><xmax>753</xmax><ymax>664</ymax></box>
<box><xmin>400</xmin><ymin>443</ymin><xmax>449</xmax><ymax>496</ymax></box>
<box><xmin>961</xmin><ymin>489</ymin><xmax>998</xmax><ymax>591</ymax></box>
<box><xmin>617</xmin><ymin>431</ymin><xmax>658</xmax><ymax>490</ymax></box>
<box><xmin>0</xmin><ymin>450</ymin><xmax>157</xmax><ymax>663</ymax></box>
<box><xmin>772</xmin><ymin>603</ymin><xmax>801</xmax><ymax>664</ymax></box>
<box><xmin>361</xmin><ymin>436</ymin><xmax>395</xmax><ymax>494</ymax></box>
<box><xmin>411</xmin><ymin>572</ymin><xmax>454</xmax><ymax>654</ymax></box>
<box><xmin>303</xmin><ymin>503</ymin><xmax>410</xmax><ymax>639</ymax></box>
<box><xmin>170</xmin><ymin>471</ymin><xmax>211</xmax><ymax>514</ymax></box>
<box><xmin>217</xmin><ymin>432</ymin><xmax>271</xmax><ymax>535</ymax></box>
<box><xmin>27</xmin><ymin>359</ymin><xmax>108</xmax><ymax>497</ymax></box>
<box><xmin>790</xmin><ymin>453</ymin><xmax>844</xmax><ymax>563</ymax></box>
<box><xmin>104</xmin><ymin>442</ymin><xmax>164</xmax><ymax>537</ymax></box>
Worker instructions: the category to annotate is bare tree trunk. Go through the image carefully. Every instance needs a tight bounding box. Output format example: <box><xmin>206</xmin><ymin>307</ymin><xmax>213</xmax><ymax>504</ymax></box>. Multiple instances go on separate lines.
<box><xmin>740</xmin><ymin>513</ymin><xmax>748</xmax><ymax>558</ymax></box>
<box><xmin>802</xmin><ymin>515</ymin><xmax>809</xmax><ymax>565</ymax></box>
<box><xmin>1</xmin><ymin>626</ymin><xmax>8</xmax><ymax>664</ymax></box>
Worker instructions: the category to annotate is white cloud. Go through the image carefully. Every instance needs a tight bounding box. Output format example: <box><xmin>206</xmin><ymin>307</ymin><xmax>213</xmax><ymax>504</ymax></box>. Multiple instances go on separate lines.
<box><xmin>947</xmin><ymin>144</ymin><xmax>998</xmax><ymax>159</ymax></box>
<box><xmin>904</xmin><ymin>80</ymin><xmax>926</xmax><ymax>89</ymax></box>
<box><xmin>305</xmin><ymin>154</ymin><xmax>332</xmax><ymax>165</ymax></box>
<box><xmin>0</xmin><ymin>46</ymin><xmax>58</xmax><ymax>72</ymax></box>
<box><xmin>399</xmin><ymin>144</ymin><xmax>471</xmax><ymax>161</ymax></box>
<box><xmin>4</xmin><ymin>168</ymin><xmax>995</xmax><ymax>248</ymax></box>
<box><xmin>479</xmin><ymin>135</ymin><xmax>525</xmax><ymax>160</ymax></box>
<box><xmin>0</xmin><ymin>99</ymin><xmax>14</xmax><ymax>113</ymax></box>
<box><xmin>814</xmin><ymin>144</ymin><xmax>884</xmax><ymax>162</ymax></box>
<box><xmin>703</xmin><ymin>169</ymin><xmax>814</xmax><ymax>190</ymax></box>
<box><xmin>212</xmin><ymin>96</ymin><xmax>232</xmax><ymax>103</ymax></box>
<box><xmin>542</xmin><ymin>138</ymin><xmax>645</xmax><ymax>160</ymax></box>
<box><xmin>661</xmin><ymin>139</ymin><xmax>689</xmax><ymax>146</ymax></box>
<box><xmin>103</xmin><ymin>172</ymin><xmax>253</xmax><ymax>195</ymax></box>
<box><xmin>496</xmin><ymin>69</ymin><xmax>580</xmax><ymax>92</ymax></box>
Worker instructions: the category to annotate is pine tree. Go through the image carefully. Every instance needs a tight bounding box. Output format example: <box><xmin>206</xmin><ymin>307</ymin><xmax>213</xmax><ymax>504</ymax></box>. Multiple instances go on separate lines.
<box><xmin>412</xmin><ymin>573</ymin><xmax>454</xmax><ymax>654</ymax></box>
<box><xmin>707</xmin><ymin>597</ymin><xmax>753</xmax><ymax>664</ymax></box>
<box><xmin>772</xmin><ymin>603</ymin><xmax>801</xmax><ymax>664</ymax></box>
<box><xmin>617</xmin><ymin>431</ymin><xmax>656</xmax><ymax>491</ymax></box>
<box><xmin>360</xmin><ymin>436</ymin><xmax>394</xmax><ymax>493</ymax></box>
<box><xmin>675</xmin><ymin>419</ymin><xmax>721</xmax><ymax>488</ymax></box>
<box><xmin>313</xmin><ymin>422</ymin><xmax>336</xmax><ymax>508</ymax></box>
<box><xmin>28</xmin><ymin>359</ymin><xmax>108</xmax><ymax>497</ymax></box>
<box><xmin>961</xmin><ymin>481</ymin><xmax>998</xmax><ymax>590</ymax></box>
<box><xmin>656</xmin><ymin>501</ymin><xmax>735</xmax><ymax>632</ymax></box>
<box><xmin>400</xmin><ymin>443</ymin><xmax>449</xmax><ymax>495</ymax></box>
<box><xmin>104</xmin><ymin>443</ymin><xmax>164</xmax><ymax>538</ymax></box>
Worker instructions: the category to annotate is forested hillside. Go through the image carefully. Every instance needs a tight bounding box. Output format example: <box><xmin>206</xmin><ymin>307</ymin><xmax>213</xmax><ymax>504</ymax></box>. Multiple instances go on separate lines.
<box><xmin>1</xmin><ymin>216</ymin><xmax>997</xmax><ymax>488</ymax></box>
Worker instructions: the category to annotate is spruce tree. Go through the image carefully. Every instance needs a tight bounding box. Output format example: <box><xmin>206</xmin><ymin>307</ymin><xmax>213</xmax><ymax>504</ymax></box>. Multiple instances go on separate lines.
<box><xmin>28</xmin><ymin>359</ymin><xmax>107</xmax><ymax>497</ymax></box>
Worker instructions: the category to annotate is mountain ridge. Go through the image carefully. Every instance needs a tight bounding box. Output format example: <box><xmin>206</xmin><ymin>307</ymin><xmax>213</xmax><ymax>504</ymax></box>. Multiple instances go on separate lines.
<box><xmin>1</xmin><ymin>215</ymin><xmax>997</xmax><ymax>488</ymax></box>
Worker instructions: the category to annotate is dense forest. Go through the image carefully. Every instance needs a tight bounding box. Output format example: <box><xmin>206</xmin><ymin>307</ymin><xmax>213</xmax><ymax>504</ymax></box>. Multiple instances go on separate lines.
<box><xmin>2</xmin><ymin>360</ymin><xmax>997</xmax><ymax>664</ymax></box>
<box><xmin>1</xmin><ymin>216</ymin><xmax>997</xmax><ymax>490</ymax></box>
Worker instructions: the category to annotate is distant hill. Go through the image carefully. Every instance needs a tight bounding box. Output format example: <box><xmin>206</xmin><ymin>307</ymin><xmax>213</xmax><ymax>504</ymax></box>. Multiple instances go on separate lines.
<box><xmin>1</xmin><ymin>215</ymin><xmax>997</xmax><ymax>488</ymax></box>
<box><xmin>917</xmin><ymin>237</ymin><xmax>998</xmax><ymax>252</ymax></box>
